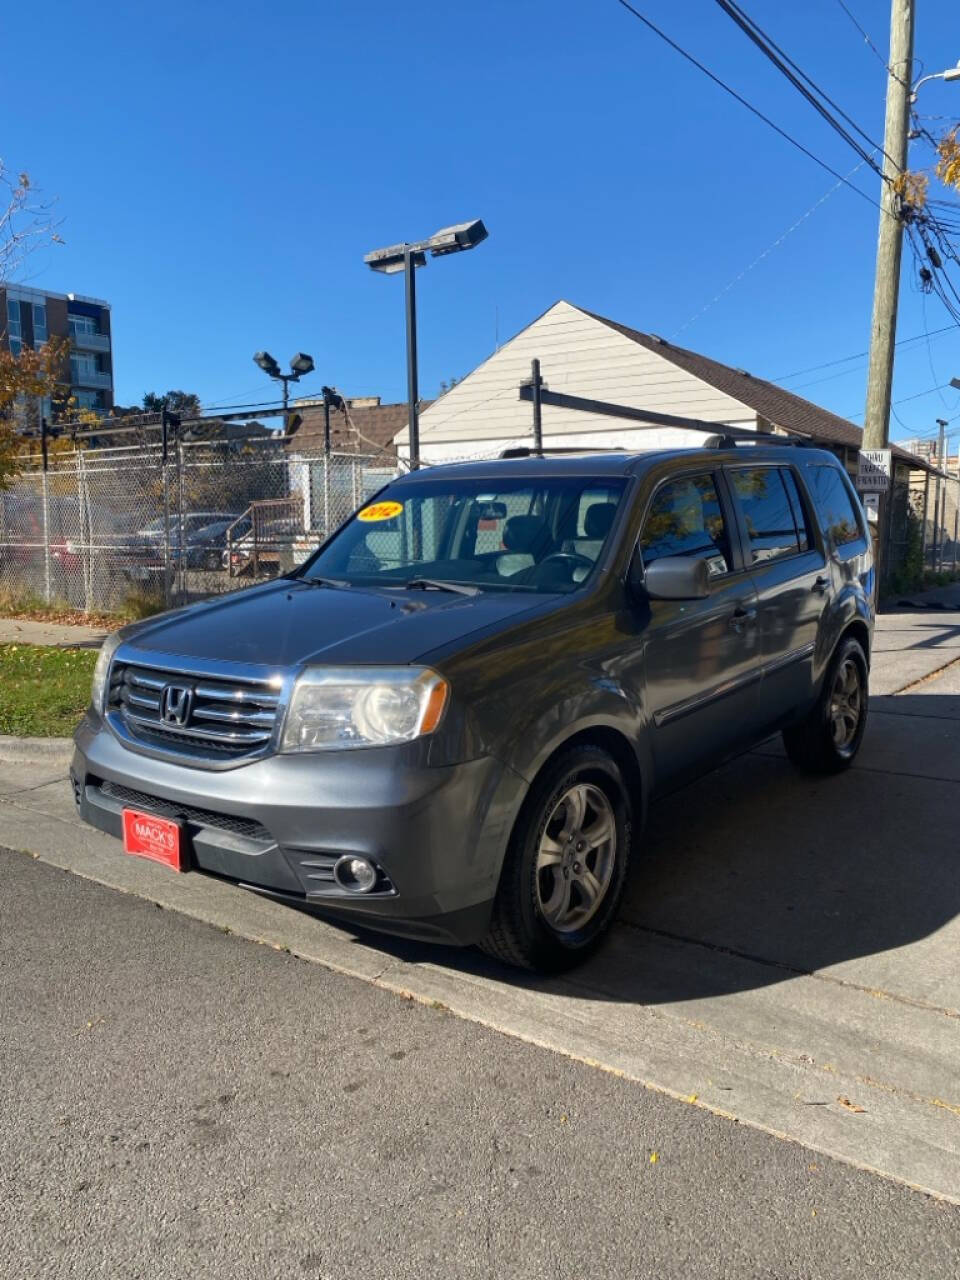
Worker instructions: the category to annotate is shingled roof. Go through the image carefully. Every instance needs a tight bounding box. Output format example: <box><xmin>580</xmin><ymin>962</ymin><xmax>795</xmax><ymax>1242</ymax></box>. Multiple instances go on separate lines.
<box><xmin>582</xmin><ymin>308</ymin><xmax>928</xmax><ymax>469</ymax></box>
<box><xmin>287</xmin><ymin>398</ymin><xmax>431</xmax><ymax>457</ymax></box>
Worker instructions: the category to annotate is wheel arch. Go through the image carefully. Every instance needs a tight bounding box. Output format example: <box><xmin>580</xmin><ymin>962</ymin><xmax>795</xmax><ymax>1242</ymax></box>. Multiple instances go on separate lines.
<box><xmin>839</xmin><ymin>617</ymin><xmax>871</xmax><ymax>668</ymax></box>
<box><xmin>515</xmin><ymin>724</ymin><xmax>647</xmax><ymax>831</ymax></box>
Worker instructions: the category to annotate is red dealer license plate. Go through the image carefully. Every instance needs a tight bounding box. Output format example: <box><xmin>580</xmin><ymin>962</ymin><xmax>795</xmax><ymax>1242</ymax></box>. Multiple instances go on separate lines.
<box><xmin>122</xmin><ymin>808</ymin><xmax>186</xmax><ymax>872</ymax></box>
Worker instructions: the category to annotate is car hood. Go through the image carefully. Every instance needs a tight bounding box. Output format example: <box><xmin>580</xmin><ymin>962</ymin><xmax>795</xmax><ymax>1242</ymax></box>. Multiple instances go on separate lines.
<box><xmin>121</xmin><ymin>578</ymin><xmax>557</xmax><ymax>669</ymax></box>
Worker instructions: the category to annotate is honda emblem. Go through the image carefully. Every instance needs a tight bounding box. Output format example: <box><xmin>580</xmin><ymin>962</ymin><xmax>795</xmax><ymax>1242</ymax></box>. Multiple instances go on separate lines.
<box><xmin>160</xmin><ymin>683</ymin><xmax>193</xmax><ymax>727</ymax></box>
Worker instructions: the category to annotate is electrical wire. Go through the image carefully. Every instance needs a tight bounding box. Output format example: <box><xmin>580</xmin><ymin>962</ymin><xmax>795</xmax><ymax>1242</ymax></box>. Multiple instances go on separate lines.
<box><xmin>612</xmin><ymin>0</ymin><xmax>886</xmax><ymax>212</ymax></box>
<box><xmin>833</xmin><ymin>0</ymin><xmax>909</xmax><ymax>88</ymax></box>
<box><xmin>674</xmin><ymin>155</ymin><xmax>873</xmax><ymax>337</ymax></box>
<box><xmin>713</xmin><ymin>0</ymin><xmax>893</xmax><ymax>173</ymax></box>
<box><xmin>772</xmin><ymin>325</ymin><xmax>956</xmax><ymax>382</ymax></box>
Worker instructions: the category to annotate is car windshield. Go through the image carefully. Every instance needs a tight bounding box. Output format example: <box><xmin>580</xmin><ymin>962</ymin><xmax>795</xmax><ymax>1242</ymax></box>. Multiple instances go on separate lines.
<box><xmin>299</xmin><ymin>475</ymin><xmax>628</xmax><ymax>594</ymax></box>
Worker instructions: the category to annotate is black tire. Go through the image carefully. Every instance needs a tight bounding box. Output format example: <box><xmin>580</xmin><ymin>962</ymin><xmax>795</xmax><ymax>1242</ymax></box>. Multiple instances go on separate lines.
<box><xmin>783</xmin><ymin>636</ymin><xmax>868</xmax><ymax>775</ymax></box>
<box><xmin>480</xmin><ymin>744</ymin><xmax>634</xmax><ymax>972</ymax></box>
<box><xmin>205</xmin><ymin>550</ymin><xmax>221</xmax><ymax>571</ymax></box>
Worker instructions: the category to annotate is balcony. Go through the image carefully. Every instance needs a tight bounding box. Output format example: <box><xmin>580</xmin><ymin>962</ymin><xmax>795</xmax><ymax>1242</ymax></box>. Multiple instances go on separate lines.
<box><xmin>70</xmin><ymin>368</ymin><xmax>112</xmax><ymax>390</ymax></box>
<box><xmin>70</xmin><ymin>329</ymin><xmax>110</xmax><ymax>353</ymax></box>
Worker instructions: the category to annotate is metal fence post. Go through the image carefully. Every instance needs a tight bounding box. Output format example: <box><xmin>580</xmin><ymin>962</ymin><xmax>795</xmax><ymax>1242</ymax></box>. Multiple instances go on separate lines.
<box><xmin>161</xmin><ymin>457</ymin><xmax>172</xmax><ymax>611</ymax></box>
<box><xmin>177</xmin><ymin>439</ymin><xmax>186</xmax><ymax>602</ymax></box>
<box><xmin>77</xmin><ymin>451</ymin><xmax>94</xmax><ymax>613</ymax></box>
<box><xmin>352</xmin><ymin>456</ymin><xmax>360</xmax><ymax>511</ymax></box>
<box><xmin>41</xmin><ymin>467</ymin><xmax>52</xmax><ymax>606</ymax></box>
<box><xmin>323</xmin><ymin>456</ymin><xmax>331</xmax><ymax>538</ymax></box>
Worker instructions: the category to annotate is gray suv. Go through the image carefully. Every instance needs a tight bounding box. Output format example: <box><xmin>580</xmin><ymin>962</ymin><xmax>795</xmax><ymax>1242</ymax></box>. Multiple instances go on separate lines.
<box><xmin>73</xmin><ymin>443</ymin><xmax>873</xmax><ymax>971</ymax></box>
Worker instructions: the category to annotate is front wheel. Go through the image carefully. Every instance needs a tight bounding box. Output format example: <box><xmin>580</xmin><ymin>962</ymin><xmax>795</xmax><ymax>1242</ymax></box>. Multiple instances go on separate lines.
<box><xmin>480</xmin><ymin>745</ymin><xmax>634</xmax><ymax>972</ymax></box>
<box><xmin>783</xmin><ymin>636</ymin><xmax>868</xmax><ymax>775</ymax></box>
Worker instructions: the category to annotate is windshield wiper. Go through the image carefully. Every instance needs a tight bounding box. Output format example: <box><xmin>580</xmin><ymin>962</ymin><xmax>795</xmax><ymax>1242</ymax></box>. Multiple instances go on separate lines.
<box><xmin>404</xmin><ymin>578</ymin><xmax>480</xmax><ymax>597</ymax></box>
<box><xmin>296</xmin><ymin>575</ymin><xmax>352</xmax><ymax>589</ymax></box>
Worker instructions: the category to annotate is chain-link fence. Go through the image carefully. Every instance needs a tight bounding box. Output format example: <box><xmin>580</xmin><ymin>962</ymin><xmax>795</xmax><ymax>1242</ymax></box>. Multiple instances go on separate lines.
<box><xmin>908</xmin><ymin>466</ymin><xmax>960</xmax><ymax>575</ymax></box>
<box><xmin>0</xmin><ymin>439</ymin><xmax>396</xmax><ymax>613</ymax></box>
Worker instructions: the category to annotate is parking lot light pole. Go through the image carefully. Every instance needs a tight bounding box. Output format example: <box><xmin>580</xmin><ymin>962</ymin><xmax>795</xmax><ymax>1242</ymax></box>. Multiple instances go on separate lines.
<box><xmin>364</xmin><ymin>220</ymin><xmax>488</xmax><ymax>469</ymax></box>
<box><xmin>253</xmin><ymin>351</ymin><xmax>316</xmax><ymax>416</ymax></box>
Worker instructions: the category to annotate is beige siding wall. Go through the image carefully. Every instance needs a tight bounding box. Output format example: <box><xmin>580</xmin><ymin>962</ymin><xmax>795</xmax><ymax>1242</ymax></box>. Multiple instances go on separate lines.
<box><xmin>398</xmin><ymin>301</ymin><xmax>759</xmax><ymax>461</ymax></box>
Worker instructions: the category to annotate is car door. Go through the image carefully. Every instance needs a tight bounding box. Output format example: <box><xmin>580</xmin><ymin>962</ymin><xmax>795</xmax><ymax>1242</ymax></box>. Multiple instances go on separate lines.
<box><xmin>725</xmin><ymin>464</ymin><xmax>830</xmax><ymax>726</ymax></box>
<box><xmin>631</xmin><ymin>468</ymin><xmax>763</xmax><ymax>788</ymax></box>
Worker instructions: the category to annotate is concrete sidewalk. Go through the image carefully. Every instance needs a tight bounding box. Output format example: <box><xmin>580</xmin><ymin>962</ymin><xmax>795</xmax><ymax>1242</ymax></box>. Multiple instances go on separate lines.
<box><xmin>0</xmin><ymin>615</ymin><xmax>109</xmax><ymax>648</ymax></box>
<box><xmin>2</xmin><ymin>603</ymin><xmax>960</xmax><ymax>1203</ymax></box>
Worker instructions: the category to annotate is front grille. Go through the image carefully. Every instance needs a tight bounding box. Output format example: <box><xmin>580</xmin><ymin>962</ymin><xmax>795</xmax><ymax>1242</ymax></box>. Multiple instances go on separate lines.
<box><xmin>109</xmin><ymin>660</ymin><xmax>282</xmax><ymax>760</ymax></box>
<box><xmin>96</xmin><ymin>778</ymin><xmax>272</xmax><ymax>843</ymax></box>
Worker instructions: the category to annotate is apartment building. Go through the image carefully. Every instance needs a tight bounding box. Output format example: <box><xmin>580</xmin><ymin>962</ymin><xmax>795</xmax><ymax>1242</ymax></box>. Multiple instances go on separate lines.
<box><xmin>1</xmin><ymin>284</ymin><xmax>114</xmax><ymax>415</ymax></box>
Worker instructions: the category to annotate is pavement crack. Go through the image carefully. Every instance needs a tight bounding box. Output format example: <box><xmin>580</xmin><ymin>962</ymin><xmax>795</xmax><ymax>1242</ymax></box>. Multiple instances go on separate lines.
<box><xmin>0</xmin><ymin>775</ymin><xmax>69</xmax><ymax>800</ymax></box>
<box><xmin>616</xmin><ymin>918</ymin><xmax>960</xmax><ymax>1022</ymax></box>
<box><xmin>891</xmin><ymin>652</ymin><xmax>960</xmax><ymax>695</ymax></box>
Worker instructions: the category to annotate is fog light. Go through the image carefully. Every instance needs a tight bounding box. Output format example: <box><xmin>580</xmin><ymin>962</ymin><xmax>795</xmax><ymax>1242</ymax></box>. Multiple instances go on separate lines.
<box><xmin>333</xmin><ymin>855</ymin><xmax>378</xmax><ymax>893</ymax></box>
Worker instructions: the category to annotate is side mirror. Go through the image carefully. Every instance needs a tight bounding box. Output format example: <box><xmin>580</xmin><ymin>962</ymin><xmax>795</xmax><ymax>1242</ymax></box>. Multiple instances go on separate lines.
<box><xmin>642</xmin><ymin>555</ymin><xmax>710</xmax><ymax>601</ymax></box>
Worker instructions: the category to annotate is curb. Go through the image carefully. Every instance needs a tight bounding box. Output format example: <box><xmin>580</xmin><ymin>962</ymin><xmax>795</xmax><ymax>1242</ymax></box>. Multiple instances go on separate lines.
<box><xmin>0</xmin><ymin>735</ymin><xmax>73</xmax><ymax>766</ymax></box>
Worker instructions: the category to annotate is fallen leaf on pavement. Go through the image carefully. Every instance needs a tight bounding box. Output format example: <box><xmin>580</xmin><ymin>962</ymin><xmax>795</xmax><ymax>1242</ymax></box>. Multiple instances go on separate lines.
<box><xmin>836</xmin><ymin>1096</ymin><xmax>866</xmax><ymax>1113</ymax></box>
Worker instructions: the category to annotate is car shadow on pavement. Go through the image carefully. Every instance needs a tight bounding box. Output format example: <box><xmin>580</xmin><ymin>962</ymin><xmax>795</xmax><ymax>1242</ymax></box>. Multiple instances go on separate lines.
<box><xmin>314</xmin><ymin>691</ymin><xmax>960</xmax><ymax>1008</ymax></box>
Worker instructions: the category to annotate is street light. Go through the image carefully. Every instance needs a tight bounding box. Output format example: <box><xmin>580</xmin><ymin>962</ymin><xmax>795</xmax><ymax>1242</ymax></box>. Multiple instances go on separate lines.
<box><xmin>252</xmin><ymin>350</ymin><xmax>316</xmax><ymax>413</ymax></box>
<box><xmin>912</xmin><ymin>61</ymin><xmax>960</xmax><ymax>101</ymax></box>
<box><xmin>364</xmin><ymin>219</ymin><xmax>488</xmax><ymax>468</ymax></box>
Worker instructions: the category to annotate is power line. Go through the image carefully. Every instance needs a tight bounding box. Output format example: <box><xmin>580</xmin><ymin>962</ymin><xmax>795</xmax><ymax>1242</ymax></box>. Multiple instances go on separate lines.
<box><xmin>713</xmin><ymin>0</ymin><xmax>892</xmax><ymax>173</ymax></box>
<box><xmin>772</xmin><ymin>324</ymin><xmax>956</xmax><ymax>382</ymax></box>
<box><xmin>833</xmin><ymin>0</ymin><xmax>909</xmax><ymax>88</ymax></box>
<box><xmin>846</xmin><ymin>381</ymin><xmax>957</xmax><ymax>418</ymax></box>
<box><xmin>612</xmin><ymin>0</ymin><xmax>886</xmax><ymax>212</ymax></box>
<box><xmin>674</xmin><ymin>156</ymin><xmax>873</xmax><ymax>337</ymax></box>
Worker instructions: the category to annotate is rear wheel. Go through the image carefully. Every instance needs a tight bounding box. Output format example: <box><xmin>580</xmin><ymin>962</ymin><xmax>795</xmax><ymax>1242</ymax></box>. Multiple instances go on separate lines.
<box><xmin>783</xmin><ymin>636</ymin><xmax>868</xmax><ymax>775</ymax></box>
<box><xmin>481</xmin><ymin>745</ymin><xmax>633</xmax><ymax>972</ymax></box>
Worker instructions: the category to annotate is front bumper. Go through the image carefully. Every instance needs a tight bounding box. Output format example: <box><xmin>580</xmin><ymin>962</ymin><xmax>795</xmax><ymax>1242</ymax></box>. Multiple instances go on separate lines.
<box><xmin>72</xmin><ymin>714</ymin><xmax>527</xmax><ymax>945</ymax></box>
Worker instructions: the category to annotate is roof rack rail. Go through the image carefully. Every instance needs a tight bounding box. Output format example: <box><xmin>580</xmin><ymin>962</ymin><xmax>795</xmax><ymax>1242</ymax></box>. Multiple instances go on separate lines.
<box><xmin>499</xmin><ymin>445</ymin><xmax>629</xmax><ymax>459</ymax></box>
<box><xmin>517</xmin><ymin>383</ymin><xmax>812</xmax><ymax>447</ymax></box>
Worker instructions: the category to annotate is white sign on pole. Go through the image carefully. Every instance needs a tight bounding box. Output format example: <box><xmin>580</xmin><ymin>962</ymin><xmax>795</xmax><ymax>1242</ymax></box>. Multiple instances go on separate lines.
<box><xmin>862</xmin><ymin>491</ymin><xmax>880</xmax><ymax>522</ymax></box>
<box><xmin>857</xmin><ymin>448</ymin><xmax>892</xmax><ymax>492</ymax></box>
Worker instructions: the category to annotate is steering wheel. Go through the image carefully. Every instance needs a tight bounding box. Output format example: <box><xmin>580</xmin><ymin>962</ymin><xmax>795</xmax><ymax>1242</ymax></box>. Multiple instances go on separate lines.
<box><xmin>539</xmin><ymin>552</ymin><xmax>595</xmax><ymax>576</ymax></box>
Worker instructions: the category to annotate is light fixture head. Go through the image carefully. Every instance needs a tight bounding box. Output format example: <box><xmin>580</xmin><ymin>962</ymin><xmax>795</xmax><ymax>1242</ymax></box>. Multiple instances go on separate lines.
<box><xmin>254</xmin><ymin>350</ymin><xmax>281</xmax><ymax>377</ymax></box>
<box><xmin>289</xmin><ymin>352</ymin><xmax>315</xmax><ymax>376</ymax></box>
<box><xmin>427</xmin><ymin>219</ymin><xmax>488</xmax><ymax>257</ymax></box>
<box><xmin>363</xmin><ymin>244</ymin><xmax>427</xmax><ymax>273</ymax></box>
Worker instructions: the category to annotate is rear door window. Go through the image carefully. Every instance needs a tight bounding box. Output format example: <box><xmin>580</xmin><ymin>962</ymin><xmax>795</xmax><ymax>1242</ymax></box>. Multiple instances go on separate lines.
<box><xmin>780</xmin><ymin>468</ymin><xmax>811</xmax><ymax>552</ymax></box>
<box><xmin>639</xmin><ymin>473</ymin><xmax>732</xmax><ymax>578</ymax></box>
<box><xmin>729</xmin><ymin>467</ymin><xmax>802</xmax><ymax>564</ymax></box>
<box><xmin>805</xmin><ymin>465</ymin><xmax>864</xmax><ymax>549</ymax></box>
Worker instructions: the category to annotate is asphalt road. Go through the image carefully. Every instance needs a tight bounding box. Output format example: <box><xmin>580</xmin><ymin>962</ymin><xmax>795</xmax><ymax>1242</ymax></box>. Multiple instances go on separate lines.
<box><xmin>3</xmin><ymin>853</ymin><xmax>959</xmax><ymax>1280</ymax></box>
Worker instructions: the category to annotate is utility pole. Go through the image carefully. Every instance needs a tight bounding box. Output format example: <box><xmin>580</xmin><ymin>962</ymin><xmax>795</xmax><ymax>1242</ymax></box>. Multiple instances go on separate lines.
<box><xmin>933</xmin><ymin>419</ymin><xmax>947</xmax><ymax>572</ymax></box>
<box><xmin>863</xmin><ymin>0</ymin><xmax>914</xmax><ymax>579</ymax></box>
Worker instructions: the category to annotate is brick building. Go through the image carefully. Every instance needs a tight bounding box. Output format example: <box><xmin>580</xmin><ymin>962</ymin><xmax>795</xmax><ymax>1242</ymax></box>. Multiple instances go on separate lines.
<box><xmin>1</xmin><ymin>283</ymin><xmax>114</xmax><ymax>416</ymax></box>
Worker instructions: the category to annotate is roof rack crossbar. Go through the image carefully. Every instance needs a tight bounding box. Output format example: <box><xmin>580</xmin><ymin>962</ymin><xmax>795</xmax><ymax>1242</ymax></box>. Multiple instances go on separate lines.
<box><xmin>500</xmin><ymin>444</ymin><xmax>629</xmax><ymax>458</ymax></box>
<box><xmin>517</xmin><ymin>384</ymin><xmax>810</xmax><ymax>446</ymax></box>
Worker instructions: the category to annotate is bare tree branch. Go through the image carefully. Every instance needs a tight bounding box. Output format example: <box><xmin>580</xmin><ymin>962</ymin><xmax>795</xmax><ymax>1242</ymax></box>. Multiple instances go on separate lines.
<box><xmin>0</xmin><ymin>159</ymin><xmax>64</xmax><ymax>287</ymax></box>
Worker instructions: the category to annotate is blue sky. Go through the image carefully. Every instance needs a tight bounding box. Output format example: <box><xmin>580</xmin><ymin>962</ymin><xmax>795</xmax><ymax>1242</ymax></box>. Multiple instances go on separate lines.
<box><xmin>6</xmin><ymin>0</ymin><xmax>960</xmax><ymax>445</ymax></box>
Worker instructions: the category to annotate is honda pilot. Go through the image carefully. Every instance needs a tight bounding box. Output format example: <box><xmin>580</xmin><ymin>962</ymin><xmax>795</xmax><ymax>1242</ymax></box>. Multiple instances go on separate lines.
<box><xmin>73</xmin><ymin>443</ymin><xmax>874</xmax><ymax>971</ymax></box>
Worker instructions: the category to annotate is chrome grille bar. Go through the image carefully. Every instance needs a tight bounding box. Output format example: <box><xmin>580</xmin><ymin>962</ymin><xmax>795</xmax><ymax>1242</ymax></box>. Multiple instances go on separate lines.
<box><xmin>109</xmin><ymin>656</ymin><xmax>285</xmax><ymax>762</ymax></box>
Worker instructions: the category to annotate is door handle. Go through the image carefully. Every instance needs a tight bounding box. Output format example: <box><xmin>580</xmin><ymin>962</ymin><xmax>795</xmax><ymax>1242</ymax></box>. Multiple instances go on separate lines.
<box><xmin>812</xmin><ymin>575</ymin><xmax>830</xmax><ymax>594</ymax></box>
<box><xmin>729</xmin><ymin>605</ymin><xmax>758</xmax><ymax>631</ymax></box>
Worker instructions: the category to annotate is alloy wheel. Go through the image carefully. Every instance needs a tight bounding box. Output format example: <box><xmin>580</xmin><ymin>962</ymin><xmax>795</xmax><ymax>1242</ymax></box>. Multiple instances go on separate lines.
<box><xmin>829</xmin><ymin>657</ymin><xmax>862</xmax><ymax>751</ymax></box>
<box><xmin>535</xmin><ymin>782</ymin><xmax>617</xmax><ymax>934</ymax></box>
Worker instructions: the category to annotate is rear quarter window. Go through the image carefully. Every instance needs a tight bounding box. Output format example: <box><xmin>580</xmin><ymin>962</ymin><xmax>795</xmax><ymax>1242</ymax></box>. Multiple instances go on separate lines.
<box><xmin>805</xmin><ymin>464</ymin><xmax>864</xmax><ymax>550</ymax></box>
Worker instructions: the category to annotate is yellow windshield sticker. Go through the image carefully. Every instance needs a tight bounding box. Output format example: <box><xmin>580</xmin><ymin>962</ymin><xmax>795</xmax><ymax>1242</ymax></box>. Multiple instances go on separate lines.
<box><xmin>357</xmin><ymin>500</ymin><xmax>403</xmax><ymax>523</ymax></box>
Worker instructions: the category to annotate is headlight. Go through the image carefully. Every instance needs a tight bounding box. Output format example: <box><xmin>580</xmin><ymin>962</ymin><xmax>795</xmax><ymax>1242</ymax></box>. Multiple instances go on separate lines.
<box><xmin>90</xmin><ymin>632</ymin><xmax>122</xmax><ymax>714</ymax></box>
<box><xmin>280</xmin><ymin>667</ymin><xmax>449</xmax><ymax>752</ymax></box>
